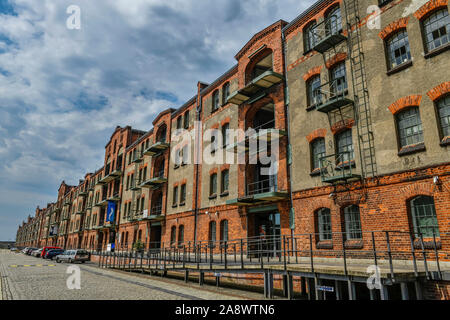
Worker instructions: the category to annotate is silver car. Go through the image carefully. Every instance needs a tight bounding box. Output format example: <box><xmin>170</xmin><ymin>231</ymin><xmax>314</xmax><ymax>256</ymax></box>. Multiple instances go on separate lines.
<box><xmin>55</xmin><ymin>249</ymin><xmax>90</xmax><ymax>264</ymax></box>
<box><xmin>31</xmin><ymin>248</ymin><xmax>43</xmax><ymax>257</ymax></box>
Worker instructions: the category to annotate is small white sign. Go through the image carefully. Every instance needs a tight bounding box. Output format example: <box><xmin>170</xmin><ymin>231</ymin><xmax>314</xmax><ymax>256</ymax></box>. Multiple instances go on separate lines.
<box><xmin>143</xmin><ymin>209</ymin><xmax>148</xmax><ymax>218</ymax></box>
<box><xmin>107</xmin><ymin>244</ymin><xmax>112</xmax><ymax>252</ymax></box>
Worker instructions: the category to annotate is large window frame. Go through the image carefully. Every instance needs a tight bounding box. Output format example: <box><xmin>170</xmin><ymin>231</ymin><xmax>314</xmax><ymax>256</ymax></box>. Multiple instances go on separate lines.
<box><xmin>317</xmin><ymin>208</ymin><xmax>332</xmax><ymax>241</ymax></box>
<box><xmin>343</xmin><ymin>205</ymin><xmax>362</xmax><ymax>240</ymax></box>
<box><xmin>396</xmin><ymin>106</ymin><xmax>424</xmax><ymax>149</ymax></box>
<box><xmin>436</xmin><ymin>95</ymin><xmax>450</xmax><ymax>140</ymax></box>
<box><xmin>385</xmin><ymin>29</ymin><xmax>412</xmax><ymax>70</ymax></box>
<box><xmin>410</xmin><ymin>196</ymin><xmax>440</xmax><ymax>238</ymax></box>
<box><xmin>421</xmin><ymin>8</ymin><xmax>450</xmax><ymax>53</ymax></box>
<box><xmin>311</xmin><ymin>138</ymin><xmax>326</xmax><ymax>171</ymax></box>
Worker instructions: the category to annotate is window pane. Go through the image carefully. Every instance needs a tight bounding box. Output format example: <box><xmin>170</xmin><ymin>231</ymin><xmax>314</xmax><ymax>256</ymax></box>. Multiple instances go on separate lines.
<box><xmin>336</xmin><ymin>129</ymin><xmax>354</xmax><ymax>162</ymax></box>
<box><xmin>307</xmin><ymin>75</ymin><xmax>322</xmax><ymax>106</ymax></box>
<box><xmin>318</xmin><ymin>208</ymin><xmax>332</xmax><ymax>241</ymax></box>
<box><xmin>312</xmin><ymin>138</ymin><xmax>326</xmax><ymax>169</ymax></box>
<box><xmin>330</xmin><ymin>62</ymin><xmax>347</xmax><ymax>95</ymax></box>
<box><xmin>305</xmin><ymin>21</ymin><xmax>317</xmax><ymax>51</ymax></box>
<box><xmin>344</xmin><ymin>205</ymin><xmax>362</xmax><ymax>240</ymax></box>
<box><xmin>437</xmin><ymin>96</ymin><xmax>450</xmax><ymax>137</ymax></box>
<box><xmin>387</xmin><ymin>30</ymin><xmax>412</xmax><ymax>69</ymax></box>
<box><xmin>423</xmin><ymin>9</ymin><xmax>450</xmax><ymax>52</ymax></box>
<box><xmin>326</xmin><ymin>6</ymin><xmax>342</xmax><ymax>36</ymax></box>
<box><xmin>411</xmin><ymin>196</ymin><xmax>440</xmax><ymax>237</ymax></box>
<box><xmin>397</xmin><ymin>107</ymin><xmax>424</xmax><ymax>147</ymax></box>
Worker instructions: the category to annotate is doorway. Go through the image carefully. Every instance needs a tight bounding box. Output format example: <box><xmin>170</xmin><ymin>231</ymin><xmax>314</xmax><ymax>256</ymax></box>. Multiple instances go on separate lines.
<box><xmin>252</xmin><ymin>212</ymin><xmax>281</xmax><ymax>257</ymax></box>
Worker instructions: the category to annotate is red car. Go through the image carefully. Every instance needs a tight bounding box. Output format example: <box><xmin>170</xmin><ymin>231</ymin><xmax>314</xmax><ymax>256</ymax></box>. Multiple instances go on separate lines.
<box><xmin>41</xmin><ymin>246</ymin><xmax>62</xmax><ymax>258</ymax></box>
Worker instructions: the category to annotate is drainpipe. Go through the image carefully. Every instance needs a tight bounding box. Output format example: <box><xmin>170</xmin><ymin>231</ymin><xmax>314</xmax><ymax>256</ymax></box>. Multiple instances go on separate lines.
<box><xmin>193</xmin><ymin>85</ymin><xmax>203</xmax><ymax>246</ymax></box>
<box><xmin>281</xmin><ymin>29</ymin><xmax>295</xmax><ymax>240</ymax></box>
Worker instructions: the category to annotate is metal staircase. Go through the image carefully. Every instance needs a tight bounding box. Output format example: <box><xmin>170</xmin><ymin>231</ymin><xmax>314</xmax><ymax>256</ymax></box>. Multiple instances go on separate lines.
<box><xmin>344</xmin><ymin>0</ymin><xmax>377</xmax><ymax>179</ymax></box>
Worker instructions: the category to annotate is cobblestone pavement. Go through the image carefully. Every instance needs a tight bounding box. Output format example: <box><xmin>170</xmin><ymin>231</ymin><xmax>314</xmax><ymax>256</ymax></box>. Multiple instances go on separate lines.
<box><xmin>0</xmin><ymin>250</ymin><xmax>262</xmax><ymax>300</ymax></box>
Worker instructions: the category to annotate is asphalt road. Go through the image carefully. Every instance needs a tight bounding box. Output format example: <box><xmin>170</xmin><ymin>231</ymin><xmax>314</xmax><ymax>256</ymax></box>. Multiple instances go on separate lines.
<box><xmin>0</xmin><ymin>250</ymin><xmax>259</xmax><ymax>300</ymax></box>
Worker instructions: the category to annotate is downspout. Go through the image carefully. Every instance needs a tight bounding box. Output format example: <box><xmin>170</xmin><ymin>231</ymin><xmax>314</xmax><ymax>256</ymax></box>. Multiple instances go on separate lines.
<box><xmin>281</xmin><ymin>28</ymin><xmax>295</xmax><ymax>239</ymax></box>
<box><xmin>193</xmin><ymin>86</ymin><xmax>203</xmax><ymax>246</ymax></box>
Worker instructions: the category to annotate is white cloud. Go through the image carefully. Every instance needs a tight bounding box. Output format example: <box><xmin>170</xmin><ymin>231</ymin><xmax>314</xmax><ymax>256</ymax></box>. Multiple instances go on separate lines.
<box><xmin>0</xmin><ymin>0</ymin><xmax>315</xmax><ymax>239</ymax></box>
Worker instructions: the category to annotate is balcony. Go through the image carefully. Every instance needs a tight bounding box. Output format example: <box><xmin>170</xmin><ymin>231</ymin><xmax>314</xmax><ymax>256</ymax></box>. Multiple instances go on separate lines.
<box><xmin>130</xmin><ymin>178</ymin><xmax>142</xmax><ymax>191</ymax></box>
<box><xmin>144</xmin><ymin>141</ymin><xmax>170</xmax><ymax>156</ymax></box>
<box><xmin>226</xmin><ymin>70</ymin><xmax>284</xmax><ymax>105</ymax></box>
<box><xmin>75</xmin><ymin>209</ymin><xmax>85</xmax><ymax>215</ymax></box>
<box><xmin>311</xmin><ymin>15</ymin><xmax>346</xmax><ymax>53</ymax></box>
<box><xmin>107</xmin><ymin>192</ymin><xmax>121</xmax><ymax>202</ymax></box>
<box><xmin>227</xmin><ymin>177</ymin><xmax>288</xmax><ymax>206</ymax></box>
<box><xmin>140</xmin><ymin>171</ymin><xmax>167</xmax><ymax>189</ymax></box>
<box><xmin>99</xmin><ymin>169</ymin><xmax>122</xmax><ymax>184</ymax></box>
<box><xmin>95</xmin><ymin>197</ymin><xmax>108</xmax><ymax>207</ymax></box>
<box><xmin>226</xmin><ymin>120</ymin><xmax>287</xmax><ymax>154</ymax></box>
<box><xmin>131</xmin><ymin>150</ymin><xmax>143</xmax><ymax>163</ymax></box>
<box><xmin>314</xmin><ymin>78</ymin><xmax>353</xmax><ymax>113</ymax></box>
<box><xmin>319</xmin><ymin>152</ymin><xmax>361</xmax><ymax>184</ymax></box>
<box><xmin>79</xmin><ymin>190</ymin><xmax>88</xmax><ymax>197</ymax></box>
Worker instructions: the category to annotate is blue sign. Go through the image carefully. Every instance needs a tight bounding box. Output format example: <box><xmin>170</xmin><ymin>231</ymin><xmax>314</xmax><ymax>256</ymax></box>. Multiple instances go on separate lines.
<box><xmin>317</xmin><ymin>286</ymin><xmax>334</xmax><ymax>293</ymax></box>
<box><xmin>106</xmin><ymin>201</ymin><xmax>116</xmax><ymax>223</ymax></box>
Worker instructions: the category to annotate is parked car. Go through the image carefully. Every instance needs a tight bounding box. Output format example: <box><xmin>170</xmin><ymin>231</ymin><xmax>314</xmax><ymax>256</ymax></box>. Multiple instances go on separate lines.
<box><xmin>21</xmin><ymin>247</ymin><xmax>29</xmax><ymax>254</ymax></box>
<box><xmin>31</xmin><ymin>248</ymin><xmax>43</xmax><ymax>257</ymax></box>
<box><xmin>44</xmin><ymin>249</ymin><xmax>64</xmax><ymax>260</ymax></box>
<box><xmin>41</xmin><ymin>246</ymin><xmax>62</xmax><ymax>258</ymax></box>
<box><xmin>25</xmin><ymin>247</ymin><xmax>38</xmax><ymax>255</ymax></box>
<box><xmin>55</xmin><ymin>249</ymin><xmax>90</xmax><ymax>264</ymax></box>
<box><xmin>10</xmin><ymin>247</ymin><xmax>19</xmax><ymax>252</ymax></box>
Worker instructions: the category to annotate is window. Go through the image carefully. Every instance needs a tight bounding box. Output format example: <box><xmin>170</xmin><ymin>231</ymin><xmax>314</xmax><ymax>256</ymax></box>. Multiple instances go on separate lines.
<box><xmin>436</xmin><ymin>95</ymin><xmax>450</xmax><ymax>138</ymax></box>
<box><xmin>311</xmin><ymin>138</ymin><xmax>326</xmax><ymax>170</ymax></box>
<box><xmin>177</xmin><ymin>116</ymin><xmax>182</xmax><ymax>129</ymax></box>
<box><xmin>317</xmin><ymin>208</ymin><xmax>332</xmax><ymax>241</ymax></box>
<box><xmin>170</xmin><ymin>226</ymin><xmax>176</xmax><ymax>246</ymax></box>
<box><xmin>344</xmin><ymin>205</ymin><xmax>362</xmax><ymax>240</ymax></box>
<box><xmin>173</xmin><ymin>186</ymin><xmax>178</xmax><ymax>206</ymax></box>
<box><xmin>220</xmin><ymin>220</ymin><xmax>229</xmax><ymax>242</ymax></box>
<box><xmin>396</xmin><ymin>107</ymin><xmax>424</xmax><ymax>148</ymax></box>
<box><xmin>336</xmin><ymin>129</ymin><xmax>354</xmax><ymax>162</ymax></box>
<box><xmin>182</xmin><ymin>145</ymin><xmax>188</xmax><ymax>165</ymax></box>
<box><xmin>174</xmin><ymin>149</ymin><xmax>181</xmax><ymax>167</ymax></box>
<box><xmin>211</xmin><ymin>134</ymin><xmax>217</xmax><ymax>153</ymax></box>
<box><xmin>180</xmin><ymin>184</ymin><xmax>186</xmax><ymax>204</ymax></box>
<box><xmin>386</xmin><ymin>30</ymin><xmax>412</xmax><ymax>69</ymax></box>
<box><xmin>307</xmin><ymin>75</ymin><xmax>322</xmax><ymax>107</ymax></box>
<box><xmin>212</xmin><ymin>90</ymin><xmax>220</xmax><ymax>112</ymax></box>
<box><xmin>184</xmin><ymin>110</ymin><xmax>189</xmax><ymax>129</ymax></box>
<box><xmin>222</xmin><ymin>123</ymin><xmax>230</xmax><ymax>147</ymax></box>
<box><xmin>330</xmin><ymin>62</ymin><xmax>347</xmax><ymax>95</ymax></box>
<box><xmin>325</xmin><ymin>5</ymin><xmax>342</xmax><ymax>36</ymax></box>
<box><xmin>304</xmin><ymin>21</ymin><xmax>317</xmax><ymax>52</ymax></box>
<box><xmin>209</xmin><ymin>221</ymin><xmax>216</xmax><ymax>243</ymax></box>
<box><xmin>178</xmin><ymin>225</ymin><xmax>184</xmax><ymax>245</ymax></box>
<box><xmin>410</xmin><ymin>196</ymin><xmax>440</xmax><ymax>238</ymax></box>
<box><xmin>223</xmin><ymin>82</ymin><xmax>230</xmax><ymax>104</ymax></box>
<box><xmin>422</xmin><ymin>8</ymin><xmax>449</xmax><ymax>52</ymax></box>
<box><xmin>221</xmin><ymin>169</ymin><xmax>229</xmax><ymax>194</ymax></box>
<box><xmin>210</xmin><ymin>173</ymin><xmax>217</xmax><ymax>196</ymax></box>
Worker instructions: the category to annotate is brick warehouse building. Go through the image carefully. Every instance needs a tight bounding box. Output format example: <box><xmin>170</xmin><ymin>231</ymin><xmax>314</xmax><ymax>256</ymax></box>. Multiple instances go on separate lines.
<box><xmin>15</xmin><ymin>0</ymin><xmax>450</xmax><ymax>299</ymax></box>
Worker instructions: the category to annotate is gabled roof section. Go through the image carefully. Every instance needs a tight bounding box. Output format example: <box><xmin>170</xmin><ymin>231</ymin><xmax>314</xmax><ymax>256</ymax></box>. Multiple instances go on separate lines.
<box><xmin>235</xmin><ymin>20</ymin><xmax>288</xmax><ymax>60</ymax></box>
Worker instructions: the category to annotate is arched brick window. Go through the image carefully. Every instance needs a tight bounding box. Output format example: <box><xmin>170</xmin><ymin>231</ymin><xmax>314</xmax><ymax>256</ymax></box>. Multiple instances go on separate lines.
<box><xmin>396</xmin><ymin>107</ymin><xmax>424</xmax><ymax>148</ymax></box>
<box><xmin>436</xmin><ymin>95</ymin><xmax>450</xmax><ymax>139</ymax></box>
<box><xmin>307</xmin><ymin>75</ymin><xmax>322</xmax><ymax>107</ymax></box>
<box><xmin>220</xmin><ymin>220</ymin><xmax>229</xmax><ymax>242</ymax></box>
<box><xmin>170</xmin><ymin>226</ymin><xmax>176</xmax><ymax>245</ymax></box>
<box><xmin>422</xmin><ymin>8</ymin><xmax>449</xmax><ymax>52</ymax></box>
<box><xmin>311</xmin><ymin>137</ymin><xmax>326</xmax><ymax>171</ymax></box>
<box><xmin>385</xmin><ymin>30</ymin><xmax>412</xmax><ymax>70</ymax></box>
<box><xmin>325</xmin><ymin>5</ymin><xmax>342</xmax><ymax>36</ymax></box>
<box><xmin>409</xmin><ymin>196</ymin><xmax>439</xmax><ymax>238</ymax></box>
<box><xmin>304</xmin><ymin>21</ymin><xmax>317</xmax><ymax>52</ymax></box>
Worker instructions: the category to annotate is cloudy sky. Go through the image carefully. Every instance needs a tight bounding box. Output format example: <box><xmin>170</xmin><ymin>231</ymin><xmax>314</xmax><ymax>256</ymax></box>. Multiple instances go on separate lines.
<box><xmin>0</xmin><ymin>0</ymin><xmax>315</xmax><ymax>240</ymax></box>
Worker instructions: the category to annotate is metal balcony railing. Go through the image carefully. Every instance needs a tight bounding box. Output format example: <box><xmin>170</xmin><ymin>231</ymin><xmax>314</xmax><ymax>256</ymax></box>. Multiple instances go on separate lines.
<box><xmin>319</xmin><ymin>151</ymin><xmax>360</xmax><ymax>184</ymax></box>
<box><xmin>93</xmin><ymin>231</ymin><xmax>450</xmax><ymax>286</ymax></box>
<box><xmin>151</xmin><ymin>205</ymin><xmax>162</xmax><ymax>216</ymax></box>
<box><xmin>313</xmin><ymin>76</ymin><xmax>353</xmax><ymax>112</ymax></box>
<box><xmin>246</xmin><ymin>177</ymin><xmax>277</xmax><ymax>196</ymax></box>
<box><xmin>310</xmin><ymin>14</ymin><xmax>346</xmax><ymax>53</ymax></box>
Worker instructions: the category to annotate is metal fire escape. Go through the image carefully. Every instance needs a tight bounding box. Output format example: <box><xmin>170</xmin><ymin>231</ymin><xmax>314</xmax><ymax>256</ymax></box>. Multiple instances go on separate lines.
<box><xmin>311</xmin><ymin>0</ymin><xmax>377</xmax><ymax>185</ymax></box>
<box><xmin>344</xmin><ymin>0</ymin><xmax>377</xmax><ymax>179</ymax></box>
